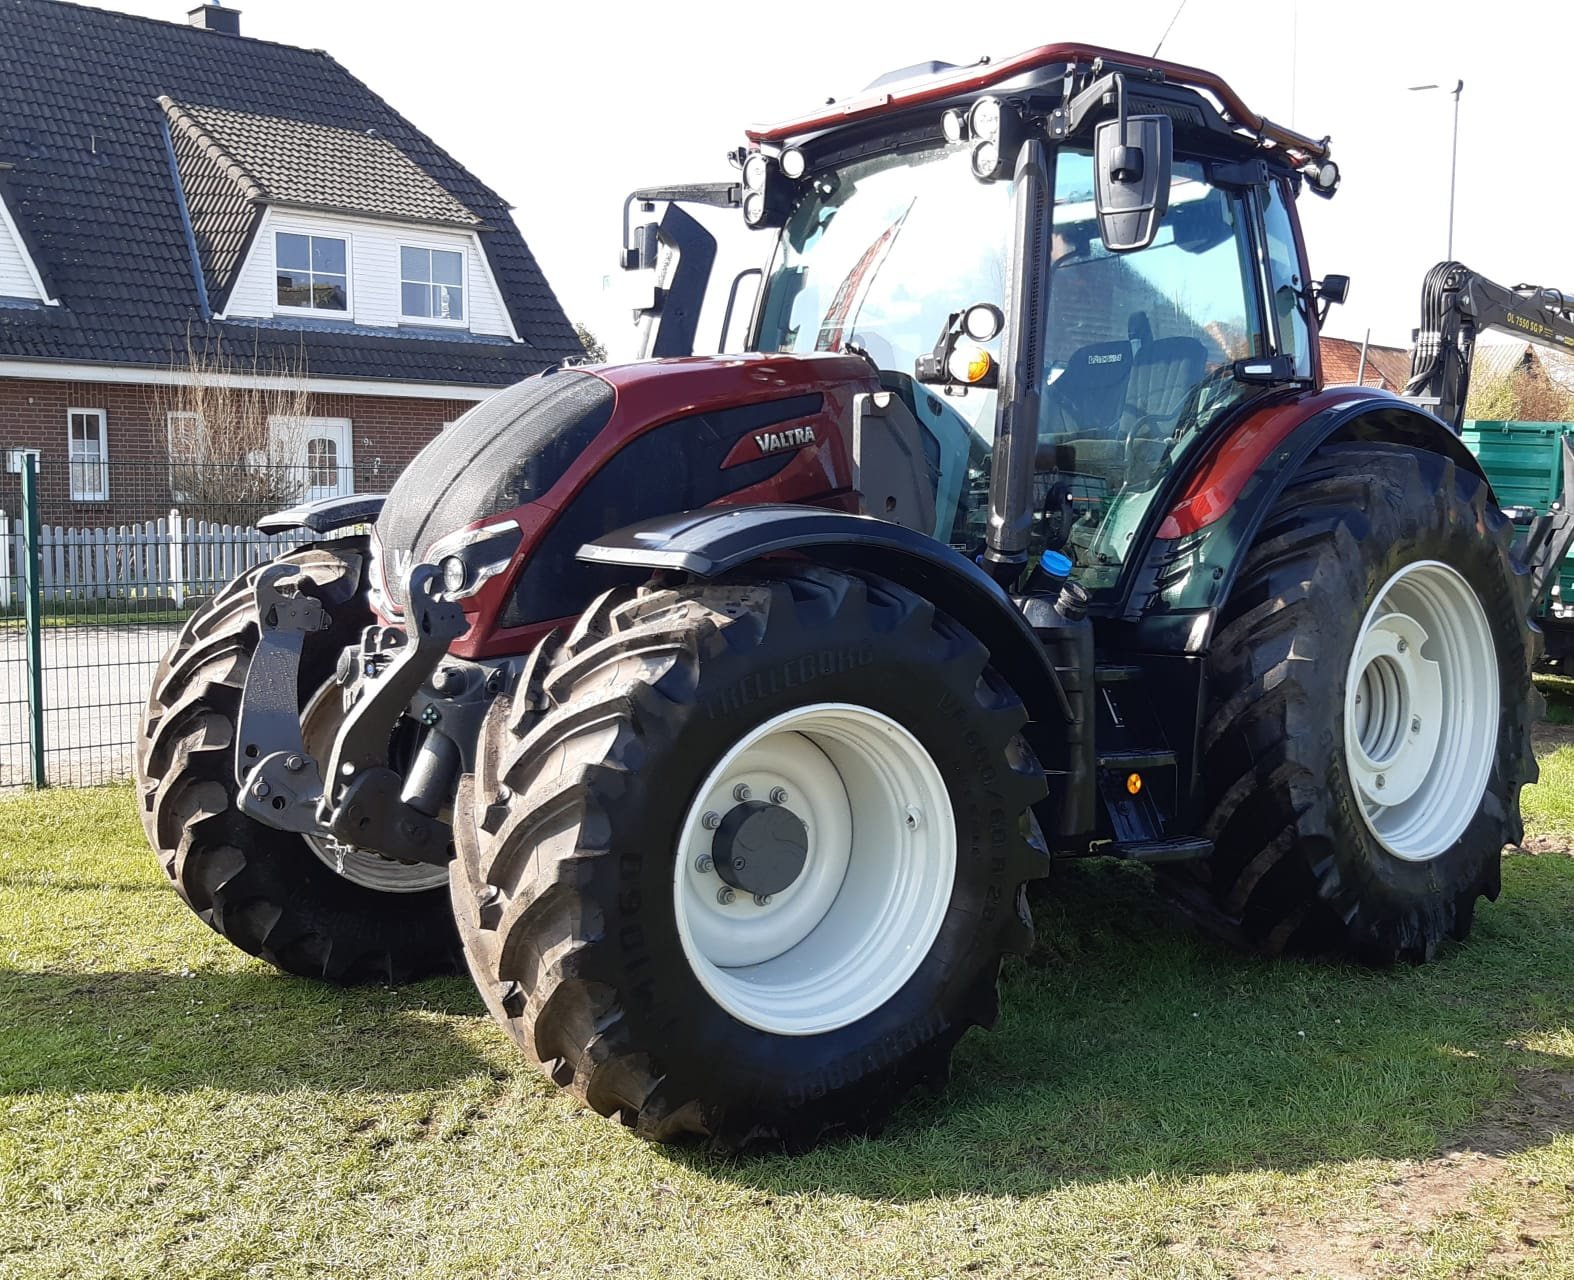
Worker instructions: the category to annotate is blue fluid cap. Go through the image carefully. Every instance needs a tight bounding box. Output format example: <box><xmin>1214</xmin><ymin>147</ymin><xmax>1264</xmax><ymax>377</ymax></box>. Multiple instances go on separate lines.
<box><xmin>1039</xmin><ymin>549</ymin><xmax>1073</xmax><ymax>577</ymax></box>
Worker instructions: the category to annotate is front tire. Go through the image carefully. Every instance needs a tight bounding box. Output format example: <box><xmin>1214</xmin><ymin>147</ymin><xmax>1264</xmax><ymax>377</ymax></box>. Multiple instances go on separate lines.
<box><xmin>136</xmin><ymin>539</ymin><xmax>462</xmax><ymax>983</ymax></box>
<box><xmin>452</xmin><ymin>566</ymin><xmax>1047</xmax><ymax>1149</ymax></box>
<box><xmin>1177</xmin><ymin>442</ymin><xmax>1539</xmax><ymax>963</ymax></box>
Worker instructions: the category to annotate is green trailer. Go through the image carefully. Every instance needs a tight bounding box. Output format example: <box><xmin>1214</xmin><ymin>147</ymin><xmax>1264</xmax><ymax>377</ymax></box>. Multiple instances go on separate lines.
<box><xmin>1462</xmin><ymin>419</ymin><xmax>1574</xmax><ymax>665</ymax></box>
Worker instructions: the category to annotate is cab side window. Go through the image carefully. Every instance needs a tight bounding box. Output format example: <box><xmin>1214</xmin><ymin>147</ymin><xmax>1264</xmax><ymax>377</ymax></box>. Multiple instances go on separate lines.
<box><xmin>1261</xmin><ymin>179</ymin><xmax>1313</xmax><ymax>378</ymax></box>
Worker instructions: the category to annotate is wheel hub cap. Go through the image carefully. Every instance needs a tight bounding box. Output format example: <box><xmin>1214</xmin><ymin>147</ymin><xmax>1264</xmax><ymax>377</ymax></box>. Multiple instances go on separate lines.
<box><xmin>712</xmin><ymin>801</ymin><xmax>809</xmax><ymax>897</ymax></box>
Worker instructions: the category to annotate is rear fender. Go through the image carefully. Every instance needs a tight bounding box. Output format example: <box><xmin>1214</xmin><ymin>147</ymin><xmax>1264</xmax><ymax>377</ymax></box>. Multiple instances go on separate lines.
<box><xmin>1124</xmin><ymin>388</ymin><xmax>1492</xmax><ymax>650</ymax></box>
<box><xmin>579</xmin><ymin>504</ymin><xmax>1072</xmax><ymax>732</ymax></box>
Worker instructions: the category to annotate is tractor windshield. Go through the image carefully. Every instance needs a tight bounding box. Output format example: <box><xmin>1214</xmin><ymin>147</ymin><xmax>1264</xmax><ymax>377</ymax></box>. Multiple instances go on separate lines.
<box><xmin>755</xmin><ymin>144</ymin><xmax>1010</xmax><ymax>443</ymax></box>
<box><xmin>754</xmin><ymin>142</ymin><xmax>1265</xmax><ymax>585</ymax></box>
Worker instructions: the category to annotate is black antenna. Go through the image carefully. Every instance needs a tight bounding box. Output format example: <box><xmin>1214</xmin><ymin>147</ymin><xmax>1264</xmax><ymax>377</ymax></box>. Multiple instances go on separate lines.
<box><xmin>1152</xmin><ymin>0</ymin><xmax>1190</xmax><ymax>57</ymax></box>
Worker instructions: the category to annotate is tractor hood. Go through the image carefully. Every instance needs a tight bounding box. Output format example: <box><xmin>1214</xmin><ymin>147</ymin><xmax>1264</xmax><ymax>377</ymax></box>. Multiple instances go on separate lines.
<box><xmin>373</xmin><ymin>352</ymin><xmax>876</xmax><ymax>610</ymax></box>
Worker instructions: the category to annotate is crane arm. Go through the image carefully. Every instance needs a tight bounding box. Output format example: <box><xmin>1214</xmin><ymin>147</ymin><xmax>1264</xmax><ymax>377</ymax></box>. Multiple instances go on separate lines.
<box><xmin>1405</xmin><ymin>260</ymin><xmax>1574</xmax><ymax>433</ymax></box>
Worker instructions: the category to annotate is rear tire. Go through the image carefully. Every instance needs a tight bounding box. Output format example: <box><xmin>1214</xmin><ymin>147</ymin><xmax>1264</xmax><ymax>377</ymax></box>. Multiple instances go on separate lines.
<box><xmin>451</xmin><ymin>566</ymin><xmax>1047</xmax><ymax>1150</ymax></box>
<box><xmin>135</xmin><ymin>539</ymin><xmax>461</xmax><ymax>983</ymax></box>
<box><xmin>1172</xmin><ymin>442</ymin><xmax>1539</xmax><ymax>963</ymax></box>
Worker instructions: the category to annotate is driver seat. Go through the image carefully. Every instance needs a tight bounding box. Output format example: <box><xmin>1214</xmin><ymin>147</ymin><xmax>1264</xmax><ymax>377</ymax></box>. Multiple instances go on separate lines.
<box><xmin>1121</xmin><ymin>336</ymin><xmax>1208</xmax><ymax>486</ymax></box>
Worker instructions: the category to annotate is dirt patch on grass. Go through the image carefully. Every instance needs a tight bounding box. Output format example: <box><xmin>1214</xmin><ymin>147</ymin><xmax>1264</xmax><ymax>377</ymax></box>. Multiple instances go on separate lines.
<box><xmin>1224</xmin><ymin>1072</ymin><xmax>1574</xmax><ymax>1278</ymax></box>
<box><xmin>1532</xmin><ymin>719</ymin><xmax>1574</xmax><ymax>757</ymax></box>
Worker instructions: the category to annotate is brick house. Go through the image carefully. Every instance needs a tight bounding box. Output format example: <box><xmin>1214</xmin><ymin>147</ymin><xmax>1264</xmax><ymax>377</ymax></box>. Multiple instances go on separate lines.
<box><xmin>0</xmin><ymin>0</ymin><xmax>580</xmax><ymax>523</ymax></box>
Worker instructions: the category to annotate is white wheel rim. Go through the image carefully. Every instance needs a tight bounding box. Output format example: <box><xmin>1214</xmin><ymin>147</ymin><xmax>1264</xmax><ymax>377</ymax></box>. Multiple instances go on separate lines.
<box><xmin>674</xmin><ymin>702</ymin><xmax>956</xmax><ymax>1036</ymax></box>
<box><xmin>1342</xmin><ymin>560</ymin><xmax>1497</xmax><ymax>861</ymax></box>
<box><xmin>298</xmin><ymin>680</ymin><xmax>450</xmax><ymax>894</ymax></box>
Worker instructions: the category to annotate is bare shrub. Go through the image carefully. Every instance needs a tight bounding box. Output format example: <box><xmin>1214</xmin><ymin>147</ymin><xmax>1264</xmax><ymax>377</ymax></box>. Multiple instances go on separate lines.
<box><xmin>159</xmin><ymin>335</ymin><xmax>314</xmax><ymax>524</ymax></box>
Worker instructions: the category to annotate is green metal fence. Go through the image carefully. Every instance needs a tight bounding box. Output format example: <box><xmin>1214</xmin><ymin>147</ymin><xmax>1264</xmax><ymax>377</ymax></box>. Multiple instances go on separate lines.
<box><xmin>0</xmin><ymin>451</ymin><xmax>369</xmax><ymax>790</ymax></box>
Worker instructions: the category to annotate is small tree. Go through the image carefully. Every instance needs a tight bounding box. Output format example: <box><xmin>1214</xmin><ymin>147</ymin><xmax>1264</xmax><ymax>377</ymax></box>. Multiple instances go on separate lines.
<box><xmin>158</xmin><ymin>334</ymin><xmax>314</xmax><ymax>524</ymax></box>
<box><xmin>1466</xmin><ymin>356</ymin><xmax>1574</xmax><ymax>423</ymax></box>
<box><xmin>573</xmin><ymin>321</ymin><xmax>608</xmax><ymax>363</ymax></box>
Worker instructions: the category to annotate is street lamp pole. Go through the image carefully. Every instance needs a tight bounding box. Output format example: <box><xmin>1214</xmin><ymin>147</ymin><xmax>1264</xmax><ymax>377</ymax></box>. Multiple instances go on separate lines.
<box><xmin>1410</xmin><ymin>79</ymin><xmax>1465</xmax><ymax>259</ymax></box>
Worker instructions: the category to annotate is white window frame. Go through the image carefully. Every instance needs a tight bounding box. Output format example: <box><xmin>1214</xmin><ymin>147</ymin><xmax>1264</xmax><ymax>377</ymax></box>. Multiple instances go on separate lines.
<box><xmin>273</xmin><ymin>229</ymin><xmax>353</xmax><ymax>317</ymax></box>
<box><xmin>67</xmin><ymin>407</ymin><xmax>109</xmax><ymax>502</ymax></box>
<box><xmin>399</xmin><ymin>241</ymin><xmax>468</xmax><ymax>328</ymax></box>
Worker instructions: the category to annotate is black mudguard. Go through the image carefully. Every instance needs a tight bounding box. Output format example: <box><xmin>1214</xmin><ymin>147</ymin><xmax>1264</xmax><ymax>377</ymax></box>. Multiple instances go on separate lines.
<box><xmin>257</xmin><ymin>492</ymin><xmax>387</xmax><ymax>535</ymax></box>
<box><xmin>579</xmin><ymin>504</ymin><xmax>1072</xmax><ymax>731</ymax></box>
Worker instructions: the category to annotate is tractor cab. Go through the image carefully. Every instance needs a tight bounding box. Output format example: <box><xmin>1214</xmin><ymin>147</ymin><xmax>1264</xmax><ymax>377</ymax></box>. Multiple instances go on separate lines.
<box><xmin>626</xmin><ymin>45</ymin><xmax>1337</xmax><ymax>598</ymax></box>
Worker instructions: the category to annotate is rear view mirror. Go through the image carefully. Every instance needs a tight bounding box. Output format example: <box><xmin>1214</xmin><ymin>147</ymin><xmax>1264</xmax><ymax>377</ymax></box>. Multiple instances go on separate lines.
<box><xmin>1094</xmin><ymin>114</ymin><xmax>1173</xmax><ymax>253</ymax></box>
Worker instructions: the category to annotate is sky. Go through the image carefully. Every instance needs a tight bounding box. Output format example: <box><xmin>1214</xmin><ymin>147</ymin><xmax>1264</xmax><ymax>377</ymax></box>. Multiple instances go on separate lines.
<box><xmin>76</xmin><ymin>0</ymin><xmax>1574</xmax><ymax>357</ymax></box>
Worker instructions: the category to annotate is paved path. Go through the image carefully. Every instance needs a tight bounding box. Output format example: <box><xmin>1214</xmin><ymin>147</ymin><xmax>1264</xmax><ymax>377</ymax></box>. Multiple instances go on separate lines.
<box><xmin>0</xmin><ymin>623</ymin><xmax>180</xmax><ymax>788</ymax></box>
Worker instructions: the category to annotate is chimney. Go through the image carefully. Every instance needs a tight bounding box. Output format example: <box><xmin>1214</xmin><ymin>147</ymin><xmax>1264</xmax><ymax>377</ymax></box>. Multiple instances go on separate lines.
<box><xmin>186</xmin><ymin>2</ymin><xmax>241</xmax><ymax>35</ymax></box>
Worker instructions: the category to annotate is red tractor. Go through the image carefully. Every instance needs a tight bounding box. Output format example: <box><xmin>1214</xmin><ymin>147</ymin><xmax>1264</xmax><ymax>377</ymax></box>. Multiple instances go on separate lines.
<box><xmin>137</xmin><ymin>44</ymin><xmax>1574</xmax><ymax>1150</ymax></box>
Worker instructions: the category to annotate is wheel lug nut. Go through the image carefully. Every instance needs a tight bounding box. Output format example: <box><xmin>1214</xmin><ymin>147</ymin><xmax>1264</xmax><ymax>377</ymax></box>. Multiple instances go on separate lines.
<box><xmin>733</xmin><ymin>783</ymin><xmax>752</xmax><ymax>801</ymax></box>
<box><xmin>716</xmin><ymin>887</ymin><xmax>736</xmax><ymax>905</ymax></box>
<box><xmin>1375</xmin><ymin>774</ymin><xmax>1386</xmax><ymax>789</ymax></box>
<box><xmin>701</xmin><ymin>811</ymin><xmax>721</xmax><ymax>830</ymax></box>
<box><xmin>251</xmin><ymin>780</ymin><xmax>270</xmax><ymax>799</ymax></box>
<box><xmin>753</xmin><ymin>893</ymin><xmax>772</xmax><ymax>907</ymax></box>
<box><xmin>1411</xmin><ymin>716</ymin><xmax>1421</xmax><ymax>734</ymax></box>
<box><xmin>694</xmin><ymin>854</ymin><xmax>713</xmax><ymax>873</ymax></box>
<box><xmin>1397</xmin><ymin>638</ymin><xmax>1409</xmax><ymax>653</ymax></box>
<box><xmin>905</xmin><ymin>806</ymin><xmax>921</xmax><ymax>830</ymax></box>
<box><xmin>769</xmin><ymin>786</ymin><xmax>788</xmax><ymax>805</ymax></box>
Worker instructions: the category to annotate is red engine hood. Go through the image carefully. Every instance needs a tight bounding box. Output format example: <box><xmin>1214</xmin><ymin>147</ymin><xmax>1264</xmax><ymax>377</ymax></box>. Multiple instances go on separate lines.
<box><xmin>584</xmin><ymin>351</ymin><xmax>881</xmax><ymax>434</ymax></box>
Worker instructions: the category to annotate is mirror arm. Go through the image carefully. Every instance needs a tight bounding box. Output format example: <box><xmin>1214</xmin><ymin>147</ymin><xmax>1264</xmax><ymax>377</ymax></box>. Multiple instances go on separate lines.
<box><xmin>621</xmin><ymin>183</ymin><xmax>741</xmax><ymax>269</ymax></box>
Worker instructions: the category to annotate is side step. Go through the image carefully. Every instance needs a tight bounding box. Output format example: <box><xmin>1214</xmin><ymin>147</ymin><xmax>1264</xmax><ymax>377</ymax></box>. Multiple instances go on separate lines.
<box><xmin>1107</xmin><ymin>836</ymin><xmax>1214</xmax><ymax>864</ymax></box>
<box><xmin>1094</xmin><ymin>663</ymin><xmax>1145</xmax><ymax>684</ymax></box>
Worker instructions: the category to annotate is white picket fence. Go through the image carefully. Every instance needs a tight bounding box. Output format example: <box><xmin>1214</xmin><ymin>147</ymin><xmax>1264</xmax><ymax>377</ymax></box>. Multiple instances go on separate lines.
<box><xmin>0</xmin><ymin>508</ymin><xmax>320</xmax><ymax>608</ymax></box>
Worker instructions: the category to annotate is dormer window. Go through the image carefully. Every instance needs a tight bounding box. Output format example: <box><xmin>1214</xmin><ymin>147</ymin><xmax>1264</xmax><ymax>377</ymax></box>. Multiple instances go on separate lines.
<box><xmin>401</xmin><ymin>245</ymin><xmax>465</xmax><ymax>324</ymax></box>
<box><xmin>276</xmin><ymin>231</ymin><xmax>348</xmax><ymax>312</ymax></box>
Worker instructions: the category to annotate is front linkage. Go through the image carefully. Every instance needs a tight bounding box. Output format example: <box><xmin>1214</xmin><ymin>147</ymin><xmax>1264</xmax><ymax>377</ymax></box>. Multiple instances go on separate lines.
<box><xmin>235</xmin><ymin>560</ymin><xmax>489</xmax><ymax>866</ymax></box>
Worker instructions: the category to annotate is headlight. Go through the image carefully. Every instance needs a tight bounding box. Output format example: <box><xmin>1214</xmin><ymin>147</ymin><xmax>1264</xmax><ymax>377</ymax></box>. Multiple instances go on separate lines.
<box><xmin>970</xmin><ymin>139</ymin><xmax>1001</xmax><ymax>181</ymax></box>
<box><xmin>941</xmin><ymin>107</ymin><xmax>968</xmax><ymax>144</ymax></box>
<box><xmin>425</xmin><ymin>519</ymin><xmax>522</xmax><ymax>601</ymax></box>
<box><xmin>742</xmin><ymin>151</ymin><xmax>770</xmax><ymax>190</ymax></box>
<box><xmin>969</xmin><ymin>97</ymin><xmax>1002</xmax><ymax>143</ymax></box>
<box><xmin>742</xmin><ymin>189</ymin><xmax>767</xmax><ymax>226</ymax></box>
<box><xmin>779</xmin><ymin>147</ymin><xmax>807</xmax><ymax>180</ymax></box>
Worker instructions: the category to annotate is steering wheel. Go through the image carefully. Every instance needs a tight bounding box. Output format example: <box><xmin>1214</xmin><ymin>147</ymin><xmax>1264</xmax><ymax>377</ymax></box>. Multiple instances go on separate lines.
<box><xmin>1125</xmin><ymin>363</ymin><xmax>1241</xmax><ymax>487</ymax></box>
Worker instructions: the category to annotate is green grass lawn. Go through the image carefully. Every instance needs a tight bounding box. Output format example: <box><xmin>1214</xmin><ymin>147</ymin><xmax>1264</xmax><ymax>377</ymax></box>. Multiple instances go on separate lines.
<box><xmin>4</xmin><ymin>766</ymin><xmax>1574</xmax><ymax>1278</ymax></box>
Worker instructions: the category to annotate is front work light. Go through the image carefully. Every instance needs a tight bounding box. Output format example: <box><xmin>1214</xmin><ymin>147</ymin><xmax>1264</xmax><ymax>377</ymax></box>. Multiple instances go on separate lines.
<box><xmin>965</xmin><ymin>96</ymin><xmax>1022</xmax><ymax>181</ymax></box>
<box><xmin>740</xmin><ymin>149</ymin><xmax>793</xmax><ymax>227</ymax></box>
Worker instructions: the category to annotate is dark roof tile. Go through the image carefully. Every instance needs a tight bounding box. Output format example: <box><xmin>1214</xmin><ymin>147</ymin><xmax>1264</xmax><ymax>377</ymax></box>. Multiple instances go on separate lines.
<box><xmin>0</xmin><ymin>0</ymin><xmax>582</xmax><ymax>382</ymax></box>
<box><xmin>162</xmin><ymin>98</ymin><xmax>482</xmax><ymax>228</ymax></box>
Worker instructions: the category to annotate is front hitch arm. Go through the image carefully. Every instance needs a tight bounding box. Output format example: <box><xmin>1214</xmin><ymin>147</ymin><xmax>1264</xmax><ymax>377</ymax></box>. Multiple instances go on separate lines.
<box><xmin>236</xmin><ymin>563</ymin><xmax>467</xmax><ymax>865</ymax></box>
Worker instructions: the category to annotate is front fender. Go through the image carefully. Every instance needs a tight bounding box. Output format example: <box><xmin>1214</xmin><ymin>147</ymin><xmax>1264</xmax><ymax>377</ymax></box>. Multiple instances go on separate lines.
<box><xmin>579</xmin><ymin>504</ymin><xmax>1072</xmax><ymax>729</ymax></box>
<box><xmin>257</xmin><ymin>492</ymin><xmax>387</xmax><ymax>535</ymax></box>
